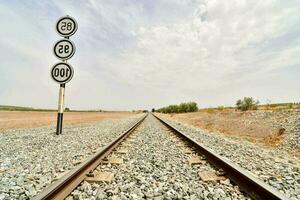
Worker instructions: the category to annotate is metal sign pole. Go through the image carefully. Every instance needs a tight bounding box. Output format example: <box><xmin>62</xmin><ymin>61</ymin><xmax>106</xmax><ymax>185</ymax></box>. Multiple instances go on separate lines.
<box><xmin>56</xmin><ymin>34</ymin><xmax>68</xmax><ymax>135</ymax></box>
<box><xmin>52</xmin><ymin>15</ymin><xmax>77</xmax><ymax>135</ymax></box>
<box><xmin>56</xmin><ymin>83</ymin><xmax>65</xmax><ymax>135</ymax></box>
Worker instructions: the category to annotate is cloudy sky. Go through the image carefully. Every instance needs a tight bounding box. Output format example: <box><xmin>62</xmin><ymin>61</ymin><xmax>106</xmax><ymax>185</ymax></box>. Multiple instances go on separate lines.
<box><xmin>0</xmin><ymin>0</ymin><xmax>299</xmax><ymax>110</ymax></box>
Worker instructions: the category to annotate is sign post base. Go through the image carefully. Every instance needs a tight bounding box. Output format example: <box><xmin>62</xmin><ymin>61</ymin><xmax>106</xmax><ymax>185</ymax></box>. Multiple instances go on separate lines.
<box><xmin>56</xmin><ymin>112</ymin><xmax>64</xmax><ymax>135</ymax></box>
<box><xmin>56</xmin><ymin>84</ymin><xmax>65</xmax><ymax>135</ymax></box>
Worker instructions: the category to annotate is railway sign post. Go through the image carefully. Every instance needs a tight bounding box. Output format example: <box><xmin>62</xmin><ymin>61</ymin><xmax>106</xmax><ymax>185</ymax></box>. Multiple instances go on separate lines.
<box><xmin>51</xmin><ymin>15</ymin><xmax>77</xmax><ymax>135</ymax></box>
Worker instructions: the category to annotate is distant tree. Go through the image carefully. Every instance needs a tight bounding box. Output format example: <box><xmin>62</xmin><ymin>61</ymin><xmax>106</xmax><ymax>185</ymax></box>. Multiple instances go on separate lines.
<box><xmin>151</xmin><ymin>108</ymin><xmax>155</xmax><ymax>112</ymax></box>
<box><xmin>65</xmin><ymin>107</ymin><xmax>70</xmax><ymax>112</ymax></box>
<box><xmin>156</xmin><ymin>102</ymin><xmax>198</xmax><ymax>113</ymax></box>
<box><xmin>217</xmin><ymin>106</ymin><xmax>225</xmax><ymax>111</ymax></box>
<box><xmin>186</xmin><ymin>102</ymin><xmax>198</xmax><ymax>112</ymax></box>
<box><xmin>236</xmin><ymin>97</ymin><xmax>259</xmax><ymax>111</ymax></box>
<box><xmin>236</xmin><ymin>99</ymin><xmax>242</xmax><ymax>110</ymax></box>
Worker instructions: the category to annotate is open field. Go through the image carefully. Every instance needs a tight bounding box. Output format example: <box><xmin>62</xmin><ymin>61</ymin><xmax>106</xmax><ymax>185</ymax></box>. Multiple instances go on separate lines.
<box><xmin>0</xmin><ymin>111</ymin><xmax>135</xmax><ymax>131</ymax></box>
<box><xmin>196</xmin><ymin>103</ymin><xmax>300</xmax><ymax>113</ymax></box>
<box><xmin>0</xmin><ymin>105</ymin><xmax>55</xmax><ymax>112</ymax></box>
<box><xmin>158</xmin><ymin>109</ymin><xmax>300</xmax><ymax>148</ymax></box>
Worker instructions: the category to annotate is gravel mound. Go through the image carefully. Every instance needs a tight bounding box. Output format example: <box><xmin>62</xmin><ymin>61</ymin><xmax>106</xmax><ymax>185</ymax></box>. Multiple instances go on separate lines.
<box><xmin>163</xmin><ymin>116</ymin><xmax>300</xmax><ymax>200</ymax></box>
<box><xmin>0</xmin><ymin>114</ymin><xmax>143</xmax><ymax>200</ymax></box>
<box><xmin>282</xmin><ymin>112</ymin><xmax>300</xmax><ymax>150</ymax></box>
<box><xmin>68</xmin><ymin>115</ymin><xmax>250</xmax><ymax>199</ymax></box>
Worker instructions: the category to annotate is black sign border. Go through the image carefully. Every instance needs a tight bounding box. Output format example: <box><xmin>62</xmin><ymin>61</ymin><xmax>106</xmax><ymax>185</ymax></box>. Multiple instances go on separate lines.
<box><xmin>56</xmin><ymin>16</ymin><xmax>78</xmax><ymax>37</ymax></box>
<box><xmin>53</xmin><ymin>39</ymin><xmax>76</xmax><ymax>61</ymax></box>
<box><xmin>51</xmin><ymin>62</ymin><xmax>74</xmax><ymax>84</ymax></box>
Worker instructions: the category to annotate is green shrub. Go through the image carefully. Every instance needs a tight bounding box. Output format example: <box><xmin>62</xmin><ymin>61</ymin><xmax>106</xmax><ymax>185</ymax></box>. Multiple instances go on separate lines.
<box><xmin>236</xmin><ymin>97</ymin><xmax>259</xmax><ymax>111</ymax></box>
<box><xmin>217</xmin><ymin>106</ymin><xmax>225</xmax><ymax>111</ymax></box>
<box><xmin>206</xmin><ymin>108</ymin><xmax>216</xmax><ymax>113</ymax></box>
<box><xmin>156</xmin><ymin>102</ymin><xmax>198</xmax><ymax>113</ymax></box>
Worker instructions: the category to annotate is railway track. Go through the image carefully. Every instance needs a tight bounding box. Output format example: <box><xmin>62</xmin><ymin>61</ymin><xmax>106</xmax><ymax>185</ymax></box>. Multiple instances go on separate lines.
<box><xmin>34</xmin><ymin>113</ymin><xmax>288</xmax><ymax>200</ymax></box>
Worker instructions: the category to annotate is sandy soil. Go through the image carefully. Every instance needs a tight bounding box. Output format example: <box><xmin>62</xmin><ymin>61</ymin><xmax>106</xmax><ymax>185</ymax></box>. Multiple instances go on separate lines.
<box><xmin>158</xmin><ymin>110</ymin><xmax>298</xmax><ymax>146</ymax></box>
<box><xmin>0</xmin><ymin>111</ymin><xmax>135</xmax><ymax>131</ymax></box>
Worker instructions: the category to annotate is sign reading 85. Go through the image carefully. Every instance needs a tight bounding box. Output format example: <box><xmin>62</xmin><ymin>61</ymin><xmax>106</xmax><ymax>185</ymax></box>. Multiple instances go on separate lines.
<box><xmin>56</xmin><ymin>16</ymin><xmax>78</xmax><ymax>37</ymax></box>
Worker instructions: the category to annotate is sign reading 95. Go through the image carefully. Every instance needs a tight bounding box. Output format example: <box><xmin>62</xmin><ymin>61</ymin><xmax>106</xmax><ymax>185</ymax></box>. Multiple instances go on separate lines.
<box><xmin>51</xmin><ymin>62</ymin><xmax>74</xmax><ymax>84</ymax></box>
<box><xmin>56</xmin><ymin>16</ymin><xmax>78</xmax><ymax>37</ymax></box>
<box><xmin>53</xmin><ymin>39</ymin><xmax>75</xmax><ymax>60</ymax></box>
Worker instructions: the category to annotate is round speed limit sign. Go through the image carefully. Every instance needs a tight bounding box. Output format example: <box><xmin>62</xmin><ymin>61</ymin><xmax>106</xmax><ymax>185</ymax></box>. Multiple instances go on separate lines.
<box><xmin>56</xmin><ymin>16</ymin><xmax>78</xmax><ymax>37</ymax></box>
<box><xmin>51</xmin><ymin>62</ymin><xmax>74</xmax><ymax>84</ymax></box>
<box><xmin>53</xmin><ymin>39</ymin><xmax>75</xmax><ymax>60</ymax></box>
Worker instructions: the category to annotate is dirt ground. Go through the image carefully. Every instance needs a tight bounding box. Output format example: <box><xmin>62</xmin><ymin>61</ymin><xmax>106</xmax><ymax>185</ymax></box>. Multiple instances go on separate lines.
<box><xmin>0</xmin><ymin>111</ymin><xmax>135</xmax><ymax>131</ymax></box>
<box><xmin>159</xmin><ymin>110</ymin><xmax>299</xmax><ymax>147</ymax></box>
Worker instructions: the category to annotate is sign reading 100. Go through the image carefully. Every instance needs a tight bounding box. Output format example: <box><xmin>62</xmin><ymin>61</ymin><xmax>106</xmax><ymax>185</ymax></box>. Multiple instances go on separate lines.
<box><xmin>51</xmin><ymin>62</ymin><xmax>74</xmax><ymax>84</ymax></box>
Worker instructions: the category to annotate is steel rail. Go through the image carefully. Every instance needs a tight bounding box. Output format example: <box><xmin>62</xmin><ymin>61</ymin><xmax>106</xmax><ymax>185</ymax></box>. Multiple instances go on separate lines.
<box><xmin>34</xmin><ymin>114</ymin><xmax>148</xmax><ymax>200</ymax></box>
<box><xmin>153</xmin><ymin>113</ymin><xmax>288</xmax><ymax>200</ymax></box>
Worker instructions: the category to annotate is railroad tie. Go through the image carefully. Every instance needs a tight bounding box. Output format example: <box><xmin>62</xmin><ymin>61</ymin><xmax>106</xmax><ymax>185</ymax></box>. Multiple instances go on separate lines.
<box><xmin>85</xmin><ymin>171</ymin><xmax>114</xmax><ymax>183</ymax></box>
<box><xmin>198</xmin><ymin>171</ymin><xmax>226</xmax><ymax>182</ymax></box>
<box><xmin>115</xmin><ymin>148</ymin><xmax>128</xmax><ymax>154</ymax></box>
<box><xmin>102</xmin><ymin>157</ymin><xmax>123</xmax><ymax>165</ymax></box>
<box><xmin>188</xmin><ymin>156</ymin><xmax>206</xmax><ymax>165</ymax></box>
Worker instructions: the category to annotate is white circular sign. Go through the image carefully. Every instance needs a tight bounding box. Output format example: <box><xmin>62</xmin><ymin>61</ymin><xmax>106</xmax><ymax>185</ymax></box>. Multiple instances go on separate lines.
<box><xmin>56</xmin><ymin>16</ymin><xmax>78</xmax><ymax>37</ymax></box>
<box><xmin>53</xmin><ymin>39</ymin><xmax>75</xmax><ymax>60</ymax></box>
<box><xmin>51</xmin><ymin>62</ymin><xmax>74</xmax><ymax>84</ymax></box>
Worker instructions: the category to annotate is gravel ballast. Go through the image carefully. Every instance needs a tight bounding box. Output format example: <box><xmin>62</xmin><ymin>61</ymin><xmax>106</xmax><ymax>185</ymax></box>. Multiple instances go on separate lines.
<box><xmin>162</xmin><ymin>115</ymin><xmax>300</xmax><ymax>200</ymax></box>
<box><xmin>0</xmin><ymin>114</ymin><xmax>143</xmax><ymax>200</ymax></box>
<box><xmin>68</xmin><ymin>115</ymin><xmax>250</xmax><ymax>200</ymax></box>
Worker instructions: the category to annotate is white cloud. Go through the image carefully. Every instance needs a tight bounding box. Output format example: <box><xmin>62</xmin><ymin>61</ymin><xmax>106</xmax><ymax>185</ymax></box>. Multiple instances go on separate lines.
<box><xmin>99</xmin><ymin>0</ymin><xmax>300</xmax><ymax>106</ymax></box>
<box><xmin>0</xmin><ymin>0</ymin><xmax>299</xmax><ymax>110</ymax></box>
